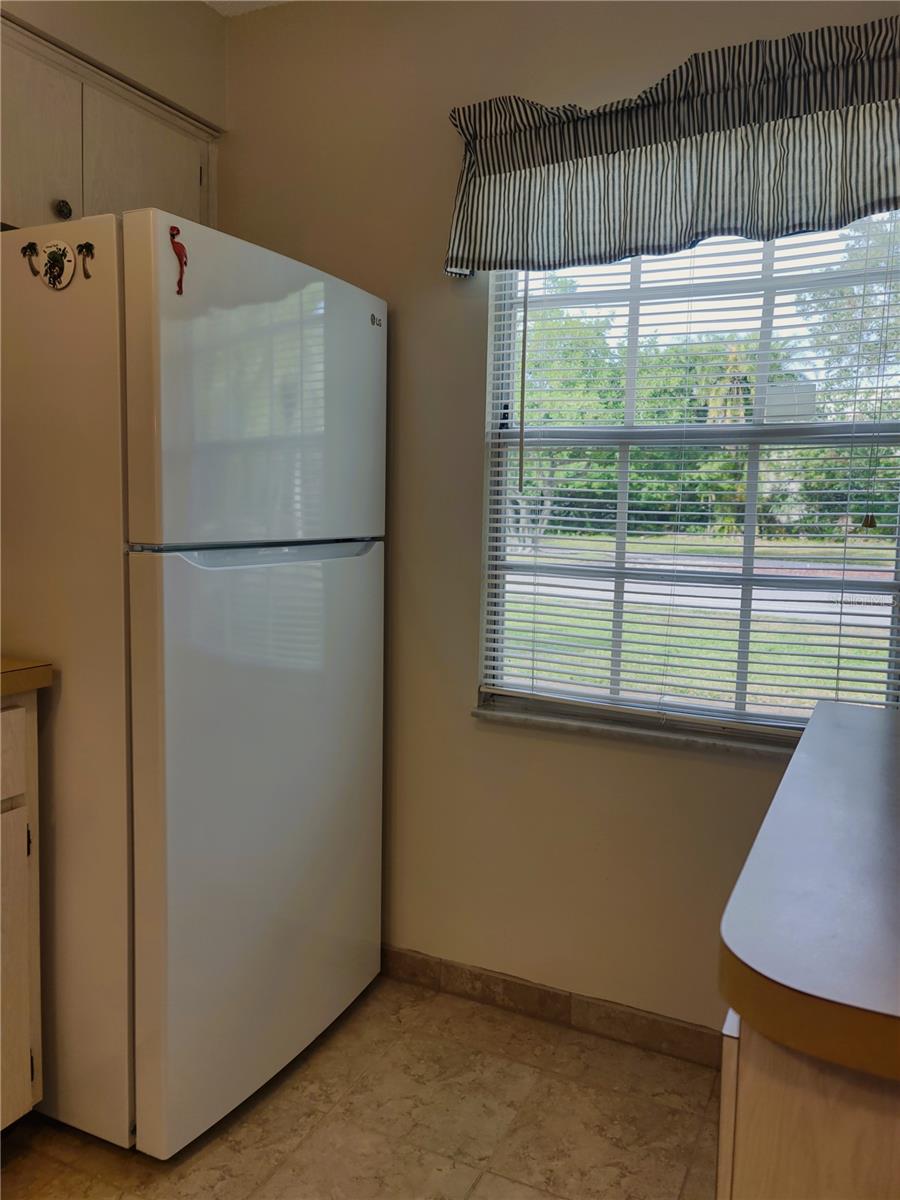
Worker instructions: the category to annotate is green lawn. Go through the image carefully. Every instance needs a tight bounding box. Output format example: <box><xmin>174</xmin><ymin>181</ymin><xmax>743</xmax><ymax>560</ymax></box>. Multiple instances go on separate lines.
<box><xmin>498</xmin><ymin>597</ymin><xmax>891</xmax><ymax>713</ymax></box>
<box><xmin>515</xmin><ymin>532</ymin><xmax>896</xmax><ymax>566</ymax></box>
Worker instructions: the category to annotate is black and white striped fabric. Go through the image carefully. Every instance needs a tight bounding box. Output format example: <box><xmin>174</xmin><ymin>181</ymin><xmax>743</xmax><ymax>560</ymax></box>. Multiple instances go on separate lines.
<box><xmin>444</xmin><ymin>18</ymin><xmax>900</xmax><ymax>275</ymax></box>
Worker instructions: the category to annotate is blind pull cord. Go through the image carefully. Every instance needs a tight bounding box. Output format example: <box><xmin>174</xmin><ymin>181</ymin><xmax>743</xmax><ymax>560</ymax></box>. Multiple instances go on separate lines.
<box><xmin>518</xmin><ymin>270</ymin><xmax>530</xmax><ymax>493</ymax></box>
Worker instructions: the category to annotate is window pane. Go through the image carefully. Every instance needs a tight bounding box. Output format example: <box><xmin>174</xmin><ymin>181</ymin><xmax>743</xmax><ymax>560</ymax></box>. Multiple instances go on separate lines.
<box><xmin>756</xmin><ymin>445</ymin><xmax>899</xmax><ymax>577</ymax></box>
<box><xmin>488</xmin><ymin>446</ymin><xmax>619</xmax><ymax>564</ymax></box>
<box><xmin>485</xmin><ymin>575</ymin><xmax>616</xmax><ymax>697</ymax></box>
<box><xmin>624</xmin><ymin>445</ymin><xmax>748</xmax><ymax>571</ymax></box>
<box><xmin>747</xmin><ymin>589</ymin><xmax>894</xmax><ymax>717</ymax></box>
<box><xmin>617</xmin><ymin>587</ymin><xmax>740</xmax><ymax>711</ymax></box>
<box><xmin>523</xmin><ymin>302</ymin><xmax>630</xmax><ymax>428</ymax></box>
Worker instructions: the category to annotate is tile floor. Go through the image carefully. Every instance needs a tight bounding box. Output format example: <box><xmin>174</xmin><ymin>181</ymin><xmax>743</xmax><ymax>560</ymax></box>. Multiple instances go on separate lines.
<box><xmin>1</xmin><ymin>978</ymin><xmax>719</xmax><ymax>1200</ymax></box>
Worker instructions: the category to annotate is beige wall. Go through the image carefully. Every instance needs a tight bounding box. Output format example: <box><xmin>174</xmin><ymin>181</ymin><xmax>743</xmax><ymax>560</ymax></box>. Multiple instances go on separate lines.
<box><xmin>219</xmin><ymin>0</ymin><xmax>896</xmax><ymax>1029</ymax></box>
<box><xmin>1</xmin><ymin>1</ymin><xmax>227</xmax><ymax>126</ymax></box>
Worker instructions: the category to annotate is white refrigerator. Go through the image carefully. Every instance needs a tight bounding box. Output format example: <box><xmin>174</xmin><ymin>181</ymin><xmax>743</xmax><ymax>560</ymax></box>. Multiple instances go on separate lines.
<box><xmin>1</xmin><ymin>210</ymin><xmax>386</xmax><ymax>1159</ymax></box>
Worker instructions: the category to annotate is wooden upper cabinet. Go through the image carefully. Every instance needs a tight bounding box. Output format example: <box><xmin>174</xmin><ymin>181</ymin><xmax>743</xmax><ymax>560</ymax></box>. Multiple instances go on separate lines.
<box><xmin>0</xmin><ymin>25</ymin><xmax>215</xmax><ymax>232</ymax></box>
<box><xmin>1</xmin><ymin>38</ymin><xmax>83</xmax><ymax>229</ymax></box>
<box><xmin>83</xmin><ymin>86</ymin><xmax>208</xmax><ymax>224</ymax></box>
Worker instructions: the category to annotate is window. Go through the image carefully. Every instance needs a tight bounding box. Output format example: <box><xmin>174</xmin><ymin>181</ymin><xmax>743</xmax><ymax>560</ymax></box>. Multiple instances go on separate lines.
<box><xmin>481</xmin><ymin>211</ymin><xmax>900</xmax><ymax>738</ymax></box>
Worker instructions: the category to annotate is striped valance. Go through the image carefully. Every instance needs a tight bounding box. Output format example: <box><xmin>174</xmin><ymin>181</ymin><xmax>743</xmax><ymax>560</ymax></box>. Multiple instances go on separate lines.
<box><xmin>444</xmin><ymin>18</ymin><xmax>900</xmax><ymax>275</ymax></box>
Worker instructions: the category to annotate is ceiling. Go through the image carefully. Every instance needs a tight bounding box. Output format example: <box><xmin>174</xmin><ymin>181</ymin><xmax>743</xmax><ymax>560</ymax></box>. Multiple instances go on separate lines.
<box><xmin>205</xmin><ymin>1</ymin><xmax>289</xmax><ymax>15</ymax></box>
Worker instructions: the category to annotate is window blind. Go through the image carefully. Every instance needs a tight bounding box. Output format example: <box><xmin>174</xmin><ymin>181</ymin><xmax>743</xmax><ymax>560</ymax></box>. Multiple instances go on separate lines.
<box><xmin>482</xmin><ymin>210</ymin><xmax>900</xmax><ymax>734</ymax></box>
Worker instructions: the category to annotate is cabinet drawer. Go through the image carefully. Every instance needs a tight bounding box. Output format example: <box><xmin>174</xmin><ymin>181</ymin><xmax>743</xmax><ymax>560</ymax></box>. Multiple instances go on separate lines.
<box><xmin>1</xmin><ymin>805</ymin><xmax>33</xmax><ymax>1128</ymax></box>
<box><xmin>1</xmin><ymin>707</ymin><xmax>26</xmax><ymax>802</ymax></box>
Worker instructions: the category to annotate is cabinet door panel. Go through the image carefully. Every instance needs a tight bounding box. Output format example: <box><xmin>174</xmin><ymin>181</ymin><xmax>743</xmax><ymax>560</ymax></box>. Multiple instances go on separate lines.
<box><xmin>1</xmin><ymin>707</ymin><xmax>26</xmax><ymax>802</ymax></box>
<box><xmin>1</xmin><ymin>41</ymin><xmax>83</xmax><ymax>229</ymax></box>
<box><xmin>1</xmin><ymin>806</ymin><xmax>32</xmax><ymax>1129</ymax></box>
<box><xmin>83</xmin><ymin>86</ymin><xmax>207</xmax><ymax>223</ymax></box>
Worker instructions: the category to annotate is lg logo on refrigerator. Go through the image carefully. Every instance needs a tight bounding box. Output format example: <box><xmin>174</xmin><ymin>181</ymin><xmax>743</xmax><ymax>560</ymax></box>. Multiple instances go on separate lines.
<box><xmin>370</xmin><ymin>313</ymin><xmax>382</xmax><ymax>327</ymax></box>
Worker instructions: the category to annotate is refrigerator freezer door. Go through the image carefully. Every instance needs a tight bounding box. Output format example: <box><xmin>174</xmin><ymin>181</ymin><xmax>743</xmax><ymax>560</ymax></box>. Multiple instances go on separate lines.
<box><xmin>124</xmin><ymin>210</ymin><xmax>386</xmax><ymax>547</ymax></box>
<box><xmin>129</xmin><ymin>541</ymin><xmax>384</xmax><ymax>1159</ymax></box>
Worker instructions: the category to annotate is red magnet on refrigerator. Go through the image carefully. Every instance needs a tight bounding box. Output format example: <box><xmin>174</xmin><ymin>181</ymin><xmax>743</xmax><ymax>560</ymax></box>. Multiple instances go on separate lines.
<box><xmin>169</xmin><ymin>225</ymin><xmax>188</xmax><ymax>295</ymax></box>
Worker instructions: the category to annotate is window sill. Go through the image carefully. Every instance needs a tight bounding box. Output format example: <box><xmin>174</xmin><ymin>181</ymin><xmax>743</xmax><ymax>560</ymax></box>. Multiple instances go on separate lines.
<box><xmin>472</xmin><ymin>695</ymin><xmax>798</xmax><ymax>760</ymax></box>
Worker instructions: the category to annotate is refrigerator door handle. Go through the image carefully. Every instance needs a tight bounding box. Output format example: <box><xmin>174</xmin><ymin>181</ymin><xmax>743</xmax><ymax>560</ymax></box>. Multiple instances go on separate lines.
<box><xmin>175</xmin><ymin>541</ymin><xmax>379</xmax><ymax>570</ymax></box>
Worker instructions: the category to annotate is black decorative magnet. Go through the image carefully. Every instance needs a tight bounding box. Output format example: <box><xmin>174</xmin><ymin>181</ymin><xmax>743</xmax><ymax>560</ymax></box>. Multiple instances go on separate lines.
<box><xmin>76</xmin><ymin>241</ymin><xmax>95</xmax><ymax>280</ymax></box>
<box><xmin>21</xmin><ymin>241</ymin><xmax>39</xmax><ymax>276</ymax></box>
<box><xmin>39</xmin><ymin>241</ymin><xmax>75</xmax><ymax>290</ymax></box>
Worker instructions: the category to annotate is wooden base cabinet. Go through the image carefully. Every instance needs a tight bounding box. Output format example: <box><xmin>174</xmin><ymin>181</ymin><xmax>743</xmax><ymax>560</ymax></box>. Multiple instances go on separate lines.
<box><xmin>1</xmin><ymin>691</ymin><xmax>43</xmax><ymax>1128</ymax></box>
<box><xmin>717</xmin><ymin>1013</ymin><xmax>900</xmax><ymax>1200</ymax></box>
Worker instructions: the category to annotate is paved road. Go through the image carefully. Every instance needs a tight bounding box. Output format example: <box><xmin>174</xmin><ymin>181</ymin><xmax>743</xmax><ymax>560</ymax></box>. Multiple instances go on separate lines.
<box><xmin>538</xmin><ymin>544</ymin><xmax>894</xmax><ymax>579</ymax></box>
<box><xmin>507</xmin><ymin>570</ymin><xmax>895</xmax><ymax>629</ymax></box>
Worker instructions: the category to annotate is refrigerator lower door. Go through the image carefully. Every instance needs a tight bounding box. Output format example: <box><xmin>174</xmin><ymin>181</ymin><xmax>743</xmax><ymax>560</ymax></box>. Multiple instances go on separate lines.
<box><xmin>129</xmin><ymin>540</ymin><xmax>384</xmax><ymax>1159</ymax></box>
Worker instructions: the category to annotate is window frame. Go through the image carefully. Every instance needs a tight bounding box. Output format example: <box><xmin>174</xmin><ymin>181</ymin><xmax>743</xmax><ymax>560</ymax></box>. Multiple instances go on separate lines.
<box><xmin>479</xmin><ymin>236</ymin><xmax>900</xmax><ymax>742</ymax></box>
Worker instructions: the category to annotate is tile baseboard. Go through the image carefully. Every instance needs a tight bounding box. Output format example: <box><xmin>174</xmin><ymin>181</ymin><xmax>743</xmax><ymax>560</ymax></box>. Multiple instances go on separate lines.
<box><xmin>569</xmin><ymin>993</ymin><xmax>721</xmax><ymax>1069</ymax></box>
<box><xmin>381</xmin><ymin>944</ymin><xmax>721</xmax><ymax>1070</ymax></box>
<box><xmin>381</xmin><ymin>944</ymin><xmax>443</xmax><ymax>992</ymax></box>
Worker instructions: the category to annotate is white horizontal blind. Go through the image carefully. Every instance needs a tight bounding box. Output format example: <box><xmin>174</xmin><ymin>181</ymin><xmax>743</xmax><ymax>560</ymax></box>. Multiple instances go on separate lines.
<box><xmin>483</xmin><ymin>211</ymin><xmax>900</xmax><ymax>731</ymax></box>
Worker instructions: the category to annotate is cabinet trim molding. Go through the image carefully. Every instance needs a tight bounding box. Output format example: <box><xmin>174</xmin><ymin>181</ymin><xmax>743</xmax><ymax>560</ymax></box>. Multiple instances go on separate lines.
<box><xmin>1</xmin><ymin>17</ymin><xmax>222</xmax><ymax>138</ymax></box>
